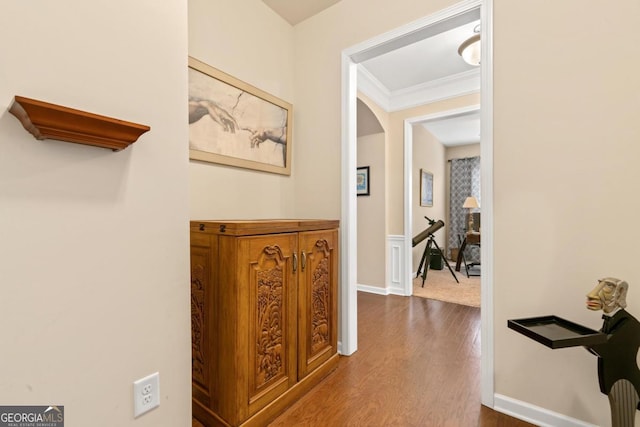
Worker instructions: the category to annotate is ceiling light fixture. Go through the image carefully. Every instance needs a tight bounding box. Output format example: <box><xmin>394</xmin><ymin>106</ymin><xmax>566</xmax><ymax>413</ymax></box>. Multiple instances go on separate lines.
<box><xmin>458</xmin><ymin>25</ymin><xmax>481</xmax><ymax>66</ymax></box>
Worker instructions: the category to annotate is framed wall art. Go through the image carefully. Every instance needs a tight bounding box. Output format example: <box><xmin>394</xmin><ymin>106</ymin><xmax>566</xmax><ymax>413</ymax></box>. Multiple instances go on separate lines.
<box><xmin>357</xmin><ymin>166</ymin><xmax>370</xmax><ymax>196</ymax></box>
<box><xmin>188</xmin><ymin>56</ymin><xmax>293</xmax><ymax>175</ymax></box>
<box><xmin>420</xmin><ymin>169</ymin><xmax>433</xmax><ymax>207</ymax></box>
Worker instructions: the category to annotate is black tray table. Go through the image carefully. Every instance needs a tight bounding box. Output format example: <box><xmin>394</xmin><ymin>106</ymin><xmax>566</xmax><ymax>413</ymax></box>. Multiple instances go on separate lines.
<box><xmin>508</xmin><ymin>315</ymin><xmax>607</xmax><ymax>349</ymax></box>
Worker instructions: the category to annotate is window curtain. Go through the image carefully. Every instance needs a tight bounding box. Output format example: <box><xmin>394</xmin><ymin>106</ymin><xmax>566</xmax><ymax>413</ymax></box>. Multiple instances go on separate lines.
<box><xmin>449</xmin><ymin>156</ymin><xmax>481</xmax><ymax>263</ymax></box>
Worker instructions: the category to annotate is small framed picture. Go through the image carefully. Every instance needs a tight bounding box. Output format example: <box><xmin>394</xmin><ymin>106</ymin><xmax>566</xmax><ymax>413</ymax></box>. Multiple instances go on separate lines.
<box><xmin>420</xmin><ymin>169</ymin><xmax>433</xmax><ymax>207</ymax></box>
<box><xmin>357</xmin><ymin>166</ymin><xmax>370</xmax><ymax>196</ymax></box>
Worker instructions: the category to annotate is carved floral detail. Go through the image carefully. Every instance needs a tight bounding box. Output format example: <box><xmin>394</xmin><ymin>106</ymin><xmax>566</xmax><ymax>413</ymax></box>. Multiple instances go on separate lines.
<box><xmin>311</xmin><ymin>240</ymin><xmax>331</xmax><ymax>353</ymax></box>
<box><xmin>191</xmin><ymin>263</ymin><xmax>206</xmax><ymax>383</ymax></box>
<box><xmin>255</xmin><ymin>246</ymin><xmax>285</xmax><ymax>389</ymax></box>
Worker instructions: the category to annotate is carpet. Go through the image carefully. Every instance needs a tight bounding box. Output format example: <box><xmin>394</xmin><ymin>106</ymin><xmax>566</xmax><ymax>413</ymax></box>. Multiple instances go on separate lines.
<box><xmin>412</xmin><ymin>263</ymin><xmax>480</xmax><ymax>307</ymax></box>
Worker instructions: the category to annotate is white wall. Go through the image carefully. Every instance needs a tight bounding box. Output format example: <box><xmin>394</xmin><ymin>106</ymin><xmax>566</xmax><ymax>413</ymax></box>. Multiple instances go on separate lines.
<box><xmin>0</xmin><ymin>1</ymin><xmax>190</xmax><ymax>426</ymax></box>
<box><xmin>494</xmin><ymin>1</ymin><xmax>640</xmax><ymax>425</ymax></box>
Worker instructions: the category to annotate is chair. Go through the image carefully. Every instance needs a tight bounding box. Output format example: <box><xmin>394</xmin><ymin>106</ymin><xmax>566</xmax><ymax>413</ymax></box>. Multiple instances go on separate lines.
<box><xmin>455</xmin><ymin>213</ymin><xmax>481</xmax><ymax>277</ymax></box>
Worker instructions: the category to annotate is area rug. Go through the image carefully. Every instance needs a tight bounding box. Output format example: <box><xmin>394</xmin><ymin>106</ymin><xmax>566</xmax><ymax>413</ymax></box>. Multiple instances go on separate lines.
<box><xmin>412</xmin><ymin>264</ymin><xmax>480</xmax><ymax>307</ymax></box>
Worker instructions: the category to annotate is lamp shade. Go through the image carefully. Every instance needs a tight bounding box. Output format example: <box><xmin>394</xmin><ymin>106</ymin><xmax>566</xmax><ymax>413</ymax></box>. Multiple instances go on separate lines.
<box><xmin>462</xmin><ymin>196</ymin><xmax>479</xmax><ymax>209</ymax></box>
<box><xmin>458</xmin><ymin>34</ymin><xmax>481</xmax><ymax>66</ymax></box>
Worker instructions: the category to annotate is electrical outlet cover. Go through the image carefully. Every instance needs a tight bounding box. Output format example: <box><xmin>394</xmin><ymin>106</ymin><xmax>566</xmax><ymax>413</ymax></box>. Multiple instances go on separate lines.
<box><xmin>133</xmin><ymin>372</ymin><xmax>160</xmax><ymax>417</ymax></box>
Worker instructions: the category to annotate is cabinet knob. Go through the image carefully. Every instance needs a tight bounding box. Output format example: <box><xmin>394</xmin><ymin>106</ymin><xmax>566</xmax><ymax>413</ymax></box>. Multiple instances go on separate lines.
<box><xmin>301</xmin><ymin>251</ymin><xmax>306</xmax><ymax>271</ymax></box>
<box><xmin>293</xmin><ymin>253</ymin><xmax>298</xmax><ymax>273</ymax></box>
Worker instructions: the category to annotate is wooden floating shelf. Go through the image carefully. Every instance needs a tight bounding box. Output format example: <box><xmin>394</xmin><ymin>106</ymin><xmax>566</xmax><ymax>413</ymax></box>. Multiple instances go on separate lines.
<box><xmin>9</xmin><ymin>96</ymin><xmax>150</xmax><ymax>151</ymax></box>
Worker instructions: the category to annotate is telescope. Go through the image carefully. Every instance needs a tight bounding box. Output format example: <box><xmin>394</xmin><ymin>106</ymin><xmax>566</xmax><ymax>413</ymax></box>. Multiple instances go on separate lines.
<box><xmin>413</xmin><ymin>217</ymin><xmax>458</xmax><ymax>285</ymax></box>
<box><xmin>412</xmin><ymin>219</ymin><xmax>444</xmax><ymax>247</ymax></box>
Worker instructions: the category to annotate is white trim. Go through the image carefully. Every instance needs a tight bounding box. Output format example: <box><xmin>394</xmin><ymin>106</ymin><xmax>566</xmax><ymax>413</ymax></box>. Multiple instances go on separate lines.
<box><xmin>386</xmin><ymin>235</ymin><xmax>407</xmax><ymax>296</ymax></box>
<box><xmin>494</xmin><ymin>395</ymin><xmax>598</xmax><ymax>427</ymax></box>
<box><xmin>389</xmin><ymin>69</ymin><xmax>480</xmax><ymax>112</ymax></box>
<box><xmin>343</xmin><ymin>0</ymin><xmax>482</xmax><ymax>62</ymax></box>
<box><xmin>403</xmin><ymin>122</ymin><xmax>414</xmax><ymax>298</ymax></box>
<box><xmin>358</xmin><ymin>66</ymin><xmax>480</xmax><ymax>113</ymax></box>
<box><xmin>405</xmin><ymin>107</ymin><xmax>480</xmax><ymax>303</ymax></box>
<box><xmin>480</xmin><ymin>0</ymin><xmax>494</xmax><ymax>407</ymax></box>
<box><xmin>407</xmin><ymin>104</ymin><xmax>480</xmax><ymax>124</ymax></box>
<box><xmin>357</xmin><ymin>233</ymin><xmax>406</xmax><ymax>296</ymax></box>
<box><xmin>357</xmin><ymin>65</ymin><xmax>391</xmax><ymax>111</ymax></box>
<box><xmin>356</xmin><ymin>284</ymin><xmax>390</xmax><ymax>295</ymax></box>
<box><xmin>341</xmin><ymin>0</ymin><xmax>489</xmax><ymax>394</ymax></box>
<box><xmin>340</xmin><ymin>53</ymin><xmax>358</xmax><ymax>356</ymax></box>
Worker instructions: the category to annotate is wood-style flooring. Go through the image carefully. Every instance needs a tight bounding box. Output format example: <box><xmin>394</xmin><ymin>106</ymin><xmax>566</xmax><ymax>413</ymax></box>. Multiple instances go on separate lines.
<box><xmin>194</xmin><ymin>292</ymin><xmax>535</xmax><ymax>427</ymax></box>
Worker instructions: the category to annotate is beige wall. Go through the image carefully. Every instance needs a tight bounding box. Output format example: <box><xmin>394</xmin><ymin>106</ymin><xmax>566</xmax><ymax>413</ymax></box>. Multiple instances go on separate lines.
<box><xmin>291</xmin><ymin>0</ymin><xmax>460</xmax><ymax>221</ymax></box>
<box><xmin>388</xmin><ymin>94</ymin><xmax>480</xmax><ymax>235</ymax></box>
<box><xmin>412</xmin><ymin>126</ymin><xmax>447</xmax><ymax>272</ymax></box>
<box><xmin>357</xmin><ymin>133</ymin><xmax>386</xmax><ymax>287</ymax></box>
<box><xmin>446</xmin><ymin>143</ymin><xmax>481</xmax><ymax>161</ymax></box>
<box><xmin>356</xmin><ymin>94</ymin><xmax>389</xmax><ymax>289</ymax></box>
<box><xmin>494</xmin><ymin>1</ymin><xmax>640</xmax><ymax>425</ymax></box>
<box><xmin>7</xmin><ymin>0</ymin><xmax>631</xmax><ymax>425</ymax></box>
<box><xmin>189</xmin><ymin>0</ymin><xmax>297</xmax><ymax>220</ymax></box>
<box><xmin>0</xmin><ymin>1</ymin><xmax>190</xmax><ymax>426</ymax></box>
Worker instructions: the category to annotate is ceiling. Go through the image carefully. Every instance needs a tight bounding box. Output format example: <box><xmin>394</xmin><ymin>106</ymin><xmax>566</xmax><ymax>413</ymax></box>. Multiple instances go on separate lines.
<box><xmin>263</xmin><ymin>1</ymin><xmax>481</xmax><ymax>146</ymax></box>
<box><xmin>262</xmin><ymin>0</ymin><xmax>341</xmax><ymax>25</ymax></box>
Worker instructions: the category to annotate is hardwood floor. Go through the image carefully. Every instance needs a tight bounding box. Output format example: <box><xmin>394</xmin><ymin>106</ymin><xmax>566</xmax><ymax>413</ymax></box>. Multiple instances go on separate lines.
<box><xmin>194</xmin><ymin>292</ymin><xmax>535</xmax><ymax>426</ymax></box>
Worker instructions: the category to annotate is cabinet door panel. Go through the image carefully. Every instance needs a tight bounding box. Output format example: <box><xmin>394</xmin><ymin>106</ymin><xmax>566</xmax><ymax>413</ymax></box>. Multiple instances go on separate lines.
<box><xmin>238</xmin><ymin>233</ymin><xmax>298</xmax><ymax>416</ymax></box>
<box><xmin>191</xmin><ymin>242</ymin><xmax>214</xmax><ymax>407</ymax></box>
<box><xmin>298</xmin><ymin>229</ymin><xmax>338</xmax><ymax>379</ymax></box>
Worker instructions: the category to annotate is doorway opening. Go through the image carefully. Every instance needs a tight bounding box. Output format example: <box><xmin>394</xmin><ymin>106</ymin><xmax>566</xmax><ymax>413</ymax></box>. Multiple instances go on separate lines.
<box><xmin>341</xmin><ymin>0</ymin><xmax>494</xmax><ymax>406</ymax></box>
<box><xmin>404</xmin><ymin>104</ymin><xmax>481</xmax><ymax>296</ymax></box>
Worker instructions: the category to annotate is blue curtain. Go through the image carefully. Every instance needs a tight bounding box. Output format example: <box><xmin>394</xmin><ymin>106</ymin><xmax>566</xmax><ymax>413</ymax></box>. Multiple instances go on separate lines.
<box><xmin>449</xmin><ymin>157</ymin><xmax>480</xmax><ymax>262</ymax></box>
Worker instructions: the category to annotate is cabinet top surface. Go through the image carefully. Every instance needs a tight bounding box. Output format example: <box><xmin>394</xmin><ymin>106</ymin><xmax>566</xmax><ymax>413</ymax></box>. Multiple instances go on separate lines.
<box><xmin>190</xmin><ymin>219</ymin><xmax>339</xmax><ymax>236</ymax></box>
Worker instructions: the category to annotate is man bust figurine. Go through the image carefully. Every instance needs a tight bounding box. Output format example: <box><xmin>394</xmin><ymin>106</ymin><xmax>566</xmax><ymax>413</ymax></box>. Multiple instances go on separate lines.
<box><xmin>586</xmin><ymin>277</ymin><xmax>640</xmax><ymax>427</ymax></box>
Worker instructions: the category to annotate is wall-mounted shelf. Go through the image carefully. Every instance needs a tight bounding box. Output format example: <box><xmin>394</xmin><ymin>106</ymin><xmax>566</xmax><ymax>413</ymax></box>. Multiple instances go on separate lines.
<box><xmin>8</xmin><ymin>96</ymin><xmax>150</xmax><ymax>151</ymax></box>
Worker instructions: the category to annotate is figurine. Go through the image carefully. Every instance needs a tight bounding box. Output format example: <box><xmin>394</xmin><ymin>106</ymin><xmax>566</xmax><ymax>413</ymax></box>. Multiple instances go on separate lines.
<box><xmin>586</xmin><ymin>277</ymin><xmax>640</xmax><ymax>427</ymax></box>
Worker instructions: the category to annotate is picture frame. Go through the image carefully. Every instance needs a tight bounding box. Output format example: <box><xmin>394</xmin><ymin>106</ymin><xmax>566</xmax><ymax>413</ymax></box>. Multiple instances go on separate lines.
<box><xmin>420</xmin><ymin>169</ymin><xmax>433</xmax><ymax>207</ymax></box>
<box><xmin>357</xmin><ymin>166</ymin><xmax>370</xmax><ymax>196</ymax></box>
<box><xmin>188</xmin><ymin>56</ymin><xmax>293</xmax><ymax>175</ymax></box>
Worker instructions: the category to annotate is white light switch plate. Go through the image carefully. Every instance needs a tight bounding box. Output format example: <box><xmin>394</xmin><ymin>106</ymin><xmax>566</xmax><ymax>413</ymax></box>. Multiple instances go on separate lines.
<box><xmin>133</xmin><ymin>372</ymin><xmax>160</xmax><ymax>417</ymax></box>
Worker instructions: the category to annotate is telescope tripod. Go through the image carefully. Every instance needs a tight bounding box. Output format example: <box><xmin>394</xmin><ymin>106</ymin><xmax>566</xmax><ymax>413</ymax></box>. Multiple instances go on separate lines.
<box><xmin>416</xmin><ymin>235</ymin><xmax>459</xmax><ymax>287</ymax></box>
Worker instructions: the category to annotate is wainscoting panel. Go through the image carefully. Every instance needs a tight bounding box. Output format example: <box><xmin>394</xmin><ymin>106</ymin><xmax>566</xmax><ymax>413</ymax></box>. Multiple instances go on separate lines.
<box><xmin>386</xmin><ymin>235</ymin><xmax>405</xmax><ymax>295</ymax></box>
<box><xmin>356</xmin><ymin>235</ymin><xmax>406</xmax><ymax>296</ymax></box>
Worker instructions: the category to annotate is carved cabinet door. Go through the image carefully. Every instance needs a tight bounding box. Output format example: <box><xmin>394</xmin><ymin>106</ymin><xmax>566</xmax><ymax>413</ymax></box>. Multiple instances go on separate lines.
<box><xmin>238</xmin><ymin>233</ymin><xmax>298</xmax><ymax>417</ymax></box>
<box><xmin>190</xmin><ymin>241</ymin><xmax>214</xmax><ymax>408</ymax></box>
<box><xmin>297</xmin><ymin>229</ymin><xmax>339</xmax><ymax>380</ymax></box>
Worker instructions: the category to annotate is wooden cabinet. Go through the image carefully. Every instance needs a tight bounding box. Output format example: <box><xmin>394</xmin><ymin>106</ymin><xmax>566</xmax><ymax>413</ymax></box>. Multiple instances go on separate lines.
<box><xmin>190</xmin><ymin>220</ymin><xmax>339</xmax><ymax>427</ymax></box>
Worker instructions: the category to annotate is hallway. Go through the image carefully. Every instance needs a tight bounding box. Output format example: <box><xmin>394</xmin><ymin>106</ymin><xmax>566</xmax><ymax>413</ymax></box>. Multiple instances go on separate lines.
<box><xmin>267</xmin><ymin>292</ymin><xmax>534</xmax><ymax>426</ymax></box>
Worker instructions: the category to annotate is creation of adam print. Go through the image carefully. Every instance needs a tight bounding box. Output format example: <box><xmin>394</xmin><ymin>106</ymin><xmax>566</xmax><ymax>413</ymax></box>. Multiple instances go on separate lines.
<box><xmin>188</xmin><ymin>57</ymin><xmax>292</xmax><ymax>175</ymax></box>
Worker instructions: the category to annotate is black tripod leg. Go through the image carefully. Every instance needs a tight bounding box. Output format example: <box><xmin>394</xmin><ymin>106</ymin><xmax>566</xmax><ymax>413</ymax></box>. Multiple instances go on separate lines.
<box><xmin>416</xmin><ymin>244</ymin><xmax>428</xmax><ymax>278</ymax></box>
<box><xmin>421</xmin><ymin>239</ymin><xmax>433</xmax><ymax>287</ymax></box>
<box><xmin>431</xmin><ymin>239</ymin><xmax>459</xmax><ymax>284</ymax></box>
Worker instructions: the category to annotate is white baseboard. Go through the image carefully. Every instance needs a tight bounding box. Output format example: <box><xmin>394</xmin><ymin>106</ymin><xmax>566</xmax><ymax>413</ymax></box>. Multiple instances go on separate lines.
<box><xmin>357</xmin><ymin>283</ymin><xmax>407</xmax><ymax>296</ymax></box>
<box><xmin>356</xmin><ymin>284</ymin><xmax>389</xmax><ymax>295</ymax></box>
<box><xmin>494</xmin><ymin>394</ymin><xmax>598</xmax><ymax>427</ymax></box>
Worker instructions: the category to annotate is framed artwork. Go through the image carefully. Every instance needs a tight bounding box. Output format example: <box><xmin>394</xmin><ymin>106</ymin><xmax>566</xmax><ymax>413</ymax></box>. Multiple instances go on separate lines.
<box><xmin>357</xmin><ymin>166</ymin><xmax>370</xmax><ymax>196</ymax></box>
<box><xmin>188</xmin><ymin>56</ymin><xmax>293</xmax><ymax>175</ymax></box>
<box><xmin>420</xmin><ymin>169</ymin><xmax>433</xmax><ymax>207</ymax></box>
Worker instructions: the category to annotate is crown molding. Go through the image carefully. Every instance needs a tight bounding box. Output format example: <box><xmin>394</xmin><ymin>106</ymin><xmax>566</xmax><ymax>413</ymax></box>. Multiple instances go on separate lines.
<box><xmin>356</xmin><ymin>65</ymin><xmax>391</xmax><ymax>111</ymax></box>
<box><xmin>357</xmin><ymin>67</ymin><xmax>480</xmax><ymax>113</ymax></box>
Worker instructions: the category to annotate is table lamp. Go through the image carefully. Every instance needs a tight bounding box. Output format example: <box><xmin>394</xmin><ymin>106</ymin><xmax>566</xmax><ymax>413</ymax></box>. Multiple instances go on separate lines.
<box><xmin>462</xmin><ymin>196</ymin><xmax>479</xmax><ymax>231</ymax></box>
